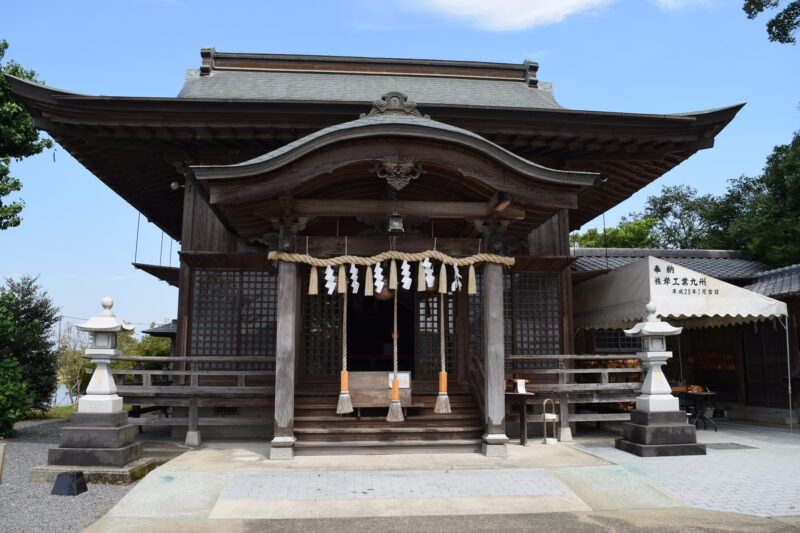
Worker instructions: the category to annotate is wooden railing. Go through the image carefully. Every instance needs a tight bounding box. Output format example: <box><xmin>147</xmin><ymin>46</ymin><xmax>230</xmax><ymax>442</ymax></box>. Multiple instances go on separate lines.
<box><xmin>90</xmin><ymin>356</ymin><xmax>276</xmax><ymax>438</ymax></box>
<box><xmin>506</xmin><ymin>354</ymin><xmax>642</xmax><ymax>429</ymax></box>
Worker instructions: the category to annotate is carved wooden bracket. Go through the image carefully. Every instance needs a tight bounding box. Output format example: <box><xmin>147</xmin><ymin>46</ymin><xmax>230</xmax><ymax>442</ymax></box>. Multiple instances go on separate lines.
<box><xmin>370</xmin><ymin>158</ymin><xmax>425</xmax><ymax>191</ymax></box>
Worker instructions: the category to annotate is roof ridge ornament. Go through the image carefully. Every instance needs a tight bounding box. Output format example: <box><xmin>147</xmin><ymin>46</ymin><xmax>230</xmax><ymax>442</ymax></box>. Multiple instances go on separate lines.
<box><xmin>361</xmin><ymin>92</ymin><xmax>430</xmax><ymax>119</ymax></box>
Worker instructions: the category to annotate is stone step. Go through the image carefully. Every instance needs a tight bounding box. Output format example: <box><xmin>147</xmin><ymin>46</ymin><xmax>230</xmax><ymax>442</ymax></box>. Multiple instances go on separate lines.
<box><xmin>59</xmin><ymin>424</ymin><xmax>138</xmax><ymax>449</ymax></box>
<box><xmin>48</xmin><ymin>442</ymin><xmax>143</xmax><ymax>467</ymax></box>
<box><xmin>294</xmin><ymin>439</ymin><xmax>483</xmax><ymax>456</ymax></box>
<box><xmin>615</xmin><ymin>438</ymin><xmax>706</xmax><ymax>457</ymax></box>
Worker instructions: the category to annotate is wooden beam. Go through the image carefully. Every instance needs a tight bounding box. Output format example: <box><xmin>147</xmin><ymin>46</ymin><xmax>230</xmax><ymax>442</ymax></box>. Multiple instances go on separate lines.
<box><xmin>251</xmin><ymin>199</ymin><xmax>525</xmax><ymax>220</ymax></box>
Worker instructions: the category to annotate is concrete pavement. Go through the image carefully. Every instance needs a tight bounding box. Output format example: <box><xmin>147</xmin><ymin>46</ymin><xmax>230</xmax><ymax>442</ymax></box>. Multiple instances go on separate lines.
<box><xmin>83</xmin><ymin>422</ymin><xmax>800</xmax><ymax>532</ymax></box>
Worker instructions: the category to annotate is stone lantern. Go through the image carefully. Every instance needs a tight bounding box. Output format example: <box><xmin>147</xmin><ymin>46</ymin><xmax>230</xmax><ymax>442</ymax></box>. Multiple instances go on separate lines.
<box><xmin>76</xmin><ymin>297</ymin><xmax>134</xmax><ymax>413</ymax></box>
<box><xmin>33</xmin><ymin>298</ymin><xmax>155</xmax><ymax>484</ymax></box>
<box><xmin>615</xmin><ymin>303</ymin><xmax>706</xmax><ymax>457</ymax></box>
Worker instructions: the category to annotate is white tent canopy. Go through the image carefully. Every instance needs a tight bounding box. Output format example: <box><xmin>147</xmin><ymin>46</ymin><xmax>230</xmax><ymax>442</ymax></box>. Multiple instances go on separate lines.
<box><xmin>574</xmin><ymin>256</ymin><xmax>787</xmax><ymax>330</ymax></box>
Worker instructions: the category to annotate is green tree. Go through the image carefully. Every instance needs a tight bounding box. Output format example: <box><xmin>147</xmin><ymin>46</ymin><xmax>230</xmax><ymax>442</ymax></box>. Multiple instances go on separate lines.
<box><xmin>633</xmin><ymin>185</ymin><xmax>716</xmax><ymax>249</ymax></box>
<box><xmin>570</xmin><ymin>217</ymin><xmax>660</xmax><ymax>248</ymax></box>
<box><xmin>0</xmin><ymin>39</ymin><xmax>54</xmax><ymax>229</ymax></box>
<box><xmin>0</xmin><ymin>358</ymin><xmax>32</xmax><ymax>436</ymax></box>
<box><xmin>706</xmin><ymin>131</ymin><xmax>800</xmax><ymax>266</ymax></box>
<box><xmin>744</xmin><ymin>1</ymin><xmax>800</xmax><ymax>43</ymax></box>
<box><xmin>0</xmin><ymin>276</ymin><xmax>59</xmax><ymax>410</ymax></box>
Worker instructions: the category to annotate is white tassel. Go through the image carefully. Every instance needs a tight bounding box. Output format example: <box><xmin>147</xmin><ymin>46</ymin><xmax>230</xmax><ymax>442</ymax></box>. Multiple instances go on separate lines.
<box><xmin>422</xmin><ymin>257</ymin><xmax>435</xmax><ymax>288</ymax></box>
<box><xmin>324</xmin><ymin>265</ymin><xmax>336</xmax><ymax>295</ymax></box>
<box><xmin>374</xmin><ymin>262</ymin><xmax>385</xmax><ymax>294</ymax></box>
<box><xmin>349</xmin><ymin>263</ymin><xmax>360</xmax><ymax>294</ymax></box>
<box><xmin>400</xmin><ymin>260</ymin><xmax>412</xmax><ymax>290</ymax></box>
<box><xmin>451</xmin><ymin>264</ymin><xmax>462</xmax><ymax>292</ymax></box>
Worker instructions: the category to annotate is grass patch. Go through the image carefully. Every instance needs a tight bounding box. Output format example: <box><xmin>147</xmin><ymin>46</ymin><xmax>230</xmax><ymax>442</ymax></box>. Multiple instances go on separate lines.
<box><xmin>25</xmin><ymin>405</ymin><xmax>77</xmax><ymax>420</ymax></box>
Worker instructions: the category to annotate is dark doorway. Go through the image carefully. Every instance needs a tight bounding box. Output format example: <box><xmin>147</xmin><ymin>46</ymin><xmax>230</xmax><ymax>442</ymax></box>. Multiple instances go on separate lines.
<box><xmin>347</xmin><ymin>290</ymin><xmax>414</xmax><ymax>373</ymax></box>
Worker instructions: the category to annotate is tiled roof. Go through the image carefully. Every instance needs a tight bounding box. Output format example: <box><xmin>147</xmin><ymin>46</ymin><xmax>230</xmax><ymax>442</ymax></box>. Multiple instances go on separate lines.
<box><xmin>571</xmin><ymin>248</ymin><xmax>772</xmax><ymax>280</ymax></box>
<box><xmin>745</xmin><ymin>264</ymin><xmax>800</xmax><ymax>297</ymax></box>
<box><xmin>178</xmin><ymin>69</ymin><xmax>563</xmax><ymax>110</ymax></box>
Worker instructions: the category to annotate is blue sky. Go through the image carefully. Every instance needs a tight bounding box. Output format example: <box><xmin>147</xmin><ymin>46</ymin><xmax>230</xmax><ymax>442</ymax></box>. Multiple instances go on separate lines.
<box><xmin>1</xmin><ymin>0</ymin><xmax>798</xmax><ymax>326</ymax></box>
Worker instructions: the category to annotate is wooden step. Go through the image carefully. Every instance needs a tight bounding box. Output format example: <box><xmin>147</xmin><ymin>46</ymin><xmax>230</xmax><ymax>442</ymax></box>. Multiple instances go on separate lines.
<box><xmin>294</xmin><ymin>439</ymin><xmax>483</xmax><ymax>456</ymax></box>
<box><xmin>295</xmin><ymin>426</ymin><xmax>483</xmax><ymax>442</ymax></box>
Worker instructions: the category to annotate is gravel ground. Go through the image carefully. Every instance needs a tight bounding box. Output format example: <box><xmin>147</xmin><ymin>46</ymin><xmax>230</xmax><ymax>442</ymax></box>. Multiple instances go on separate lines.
<box><xmin>0</xmin><ymin>419</ymin><xmax>135</xmax><ymax>533</ymax></box>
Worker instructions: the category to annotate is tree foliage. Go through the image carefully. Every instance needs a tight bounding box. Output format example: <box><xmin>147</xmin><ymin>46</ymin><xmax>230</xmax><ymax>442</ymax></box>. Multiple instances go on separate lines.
<box><xmin>0</xmin><ymin>276</ymin><xmax>59</xmax><ymax>410</ymax></box>
<box><xmin>0</xmin><ymin>357</ymin><xmax>32</xmax><ymax>436</ymax></box>
<box><xmin>634</xmin><ymin>185</ymin><xmax>716</xmax><ymax>249</ymax></box>
<box><xmin>705</xmin><ymin>131</ymin><xmax>800</xmax><ymax>265</ymax></box>
<box><xmin>743</xmin><ymin>0</ymin><xmax>800</xmax><ymax>44</ymax></box>
<box><xmin>570</xmin><ymin>217</ymin><xmax>659</xmax><ymax>248</ymax></box>
<box><xmin>571</xmin><ymin>131</ymin><xmax>800</xmax><ymax>267</ymax></box>
<box><xmin>0</xmin><ymin>39</ymin><xmax>54</xmax><ymax>229</ymax></box>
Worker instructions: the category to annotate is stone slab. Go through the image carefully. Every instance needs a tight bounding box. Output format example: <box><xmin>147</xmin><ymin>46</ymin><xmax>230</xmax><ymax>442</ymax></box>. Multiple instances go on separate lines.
<box><xmin>70</xmin><ymin>411</ymin><xmax>129</xmax><ymax>428</ymax></box>
<box><xmin>630</xmin><ymin>410</ymin><xmax>690</xmax><ymax>426</ymax></box>
<box><xmin>49</xmin><ymin>442</ymin><xmax>143</xmax><ymax>467</ymax></box>
<box><xmin>615</xmin><ymin>438</ymin><xmax>706</xmax><ymax>457</ymax></box>
<box><xmin>553</xmin><ymin>465</ymin><xmax>680</xmax><ymax>510</ymax></box>
<box><xmin>30</xmin><ymin>457</ymin><xmax>156</xmax><ymax>484</ymax></box>
<box><xmin>623</xmin><ymin>422</ymin><xmax>697</xmax><ymax>445</ymax></box>
<box><xmin>268</xmin><ymin>446</ymin><xmax>293</xmax><ymax>460</ymax></box>
<box><xmin>208</xmin><ymin>494</ymin><xmax>591</xmax><ymax>520</ymax></box>
<box><xmin>481</xmin><ymin>442</ymin><xmax>508</xmax><ymax>457</ymax></box>
<box><xmin>60</xmin><ymin>424</ymin><xmax>138</xmax><ymax>449</ymax></box>
<box><xmin>106</xmin><ymin>471</ymin><xmax>232</xmax><ymax>519</ymax></box>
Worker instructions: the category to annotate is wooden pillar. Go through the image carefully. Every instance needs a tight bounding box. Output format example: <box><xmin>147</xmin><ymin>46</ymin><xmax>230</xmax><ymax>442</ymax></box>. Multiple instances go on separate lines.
<box><xmin>269</xmin><ymin>261</ymin><xmax>298</xmax><ymax>460</ymax></box>
<box><xmin>482</xmin><ymin>262</ymin><xmax>509</xmax><ymax>456</ymax></box>
<box><xmin>558</xmin><ymin>267</ymin><xmax>574</xmax><ymax>442</ymax></box>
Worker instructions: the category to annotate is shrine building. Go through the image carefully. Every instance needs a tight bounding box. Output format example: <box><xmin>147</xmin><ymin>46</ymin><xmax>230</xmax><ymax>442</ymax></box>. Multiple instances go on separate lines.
<box><xmin>6</xmin><ymin>49</ymin><xmax>743</xmax><ymax>458</ymax></box>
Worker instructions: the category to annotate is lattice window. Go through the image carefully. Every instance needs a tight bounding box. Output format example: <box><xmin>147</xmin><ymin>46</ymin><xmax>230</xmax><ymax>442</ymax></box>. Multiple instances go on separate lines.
<box><xmin>239</xmin><ymin>271</ymin><xmax>278</xmax><ymax>369</ymax></box>
<box><xmin>594</xmin><ymin>329</ymin><xmax>642</xmax><ymax>353</ymax></box>
<box><xmin>504</xmin><ymin>272</ymin><xmax>561</xmax><ymax>369</ymax></box>
<box><xmin>303</xmin><ymin>292</ymin><xmax>341</xmax><ymax>376</ymax></box>
<box><xmin>190</xmin><ymin>269</ymin><xmax>277</xmax><ymax>370</ymax></box>
<box><xmin>191</xmin><ymin>270</ymin><xmax>239</xmax><ymax>356</ymax></box>
<box><xmin>467</xmin><ymin>273</ymin><xmax>484</xmax><ymax>365</ymax></box>
<box><xmin>416</xmin><ymin>293</ymin><xmax>455</xmax><ymax>377</ymax></box>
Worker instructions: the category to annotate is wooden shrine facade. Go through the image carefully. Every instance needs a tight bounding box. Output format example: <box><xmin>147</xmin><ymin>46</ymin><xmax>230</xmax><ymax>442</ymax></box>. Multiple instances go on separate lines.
<box><xmin>6</xmin><ymin>50</ymin><xmax>742</xmax><ymax>456</ymax></box>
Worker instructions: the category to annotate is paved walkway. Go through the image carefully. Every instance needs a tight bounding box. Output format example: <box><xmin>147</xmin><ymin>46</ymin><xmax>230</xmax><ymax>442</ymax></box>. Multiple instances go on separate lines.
<box><xmin>575</xmin><ymin>422</ymin><xmax>800</xmax><ymax>517</ymax></box>
<box><xmin>84</xmin><ymin>422</ymin><xmax>800</xmax><ymax>531</ymax></box>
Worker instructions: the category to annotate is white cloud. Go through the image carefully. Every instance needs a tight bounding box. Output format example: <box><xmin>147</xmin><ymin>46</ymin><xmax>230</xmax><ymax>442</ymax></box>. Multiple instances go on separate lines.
<box><xmin>653</xmin><ymin>0</ymin><xmax>713</xmax><ymax>10</ymax></box>
<box><xmin>410</xmin><ymin>0</ymin><xmax>615</xmax><ymax>31</ymax></box>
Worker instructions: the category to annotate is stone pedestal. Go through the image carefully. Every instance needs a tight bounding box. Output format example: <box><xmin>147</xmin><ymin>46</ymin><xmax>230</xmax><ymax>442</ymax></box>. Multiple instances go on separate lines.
<box><xmin>40</xmin><ymin>411</ymin><xmax>156</xmax><ymax>483</ymax></box>
<box><xmin>615</xmin><ymin>410</ymin><xmax>706</xmax><ymax>457</ymax></box>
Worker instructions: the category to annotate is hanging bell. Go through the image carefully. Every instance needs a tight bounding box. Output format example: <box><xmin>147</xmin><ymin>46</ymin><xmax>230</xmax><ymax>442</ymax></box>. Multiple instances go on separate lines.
<box><xmin>387</xmin><ymin>209</ymin><xmax>405</xmax><ymax>234</ymax></box>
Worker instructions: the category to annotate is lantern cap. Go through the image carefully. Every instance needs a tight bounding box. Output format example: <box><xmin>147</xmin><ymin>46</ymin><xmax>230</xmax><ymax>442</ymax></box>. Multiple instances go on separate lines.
<box><xmin>76</xmin><ymin>297</ymin><xmax>135</xmax><ymax>333</ymax></box>
<box><xmin>623</xmin><ymin>302</ymin><xmax>682</xmax><ymax>338</ymax></box>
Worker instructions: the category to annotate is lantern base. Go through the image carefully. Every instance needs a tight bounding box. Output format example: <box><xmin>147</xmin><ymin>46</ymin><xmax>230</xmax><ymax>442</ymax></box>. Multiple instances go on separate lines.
<box><xmin>616</xmin><ymin>410</ymin><xmax>706</xmax><ymax>457</ymax></box>
<box><xmin>635</xmin><ymin>394</ymin><xmax>679</xmax><ymax>412</ymax></box>
<box><xmin>78</xmin><ymin>394</ymin><xmax>123</xmax><ymax>414</ymax></box>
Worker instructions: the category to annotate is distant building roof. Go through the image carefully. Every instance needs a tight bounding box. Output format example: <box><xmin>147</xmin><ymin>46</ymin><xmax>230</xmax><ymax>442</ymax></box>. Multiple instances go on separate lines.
<box><xmin>745</xmin><ymin>264</ymin><xmax>800</xmax><ymax>298</ymax></box>
<box><xmin>142</xmin><ymin>320</ymin><xmax>177</xmax><ymax>337</ymax></box>
<box><xmin>178</xmin><ymin>49</ymin><xmax>561</xmax><ymax>110</ymax></box>
<box><xmin>571</xmin><ymin>248</ymin><xmax>771</xmax><ymax>281</ymax></box>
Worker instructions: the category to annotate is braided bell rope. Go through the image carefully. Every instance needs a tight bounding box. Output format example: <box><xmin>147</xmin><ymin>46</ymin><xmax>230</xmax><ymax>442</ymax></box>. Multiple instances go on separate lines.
<box><xmin>440</xmin><ymin>293</ymin><xmax>446</xmax><ymax>374</ymax></box>
<box><xmin>392</xmin><ymin>290</ymin><xmax>399</xmax><ymax>382</ymax></box>
<box><xmin>342</xmin><ymin>289</ymin><xmax>348</xmax><ymax>372</ymax></box>
<box><xmin>268</xmin><ymin>250</ymin><xmax>514</xmax><ymax>267</ymax></box>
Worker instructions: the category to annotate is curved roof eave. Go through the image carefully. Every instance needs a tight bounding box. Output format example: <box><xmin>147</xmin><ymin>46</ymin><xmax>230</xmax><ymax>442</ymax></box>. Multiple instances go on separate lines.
<box><xmin>5</xmin><ymin>73</ymin><xmax>743</xmax><ymax>127</ymax></box>
<box><xmin>191</xmin><ymin>114</ymin><xmax>600</xmax><ymax>187</ymax></box>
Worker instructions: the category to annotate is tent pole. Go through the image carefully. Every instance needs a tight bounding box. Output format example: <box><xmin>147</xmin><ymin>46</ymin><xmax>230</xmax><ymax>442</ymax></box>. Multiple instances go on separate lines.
<box><xmin>779</xmin><ymin>315</ymin><xmax>792</xmax><ymax>433</ymax></box>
